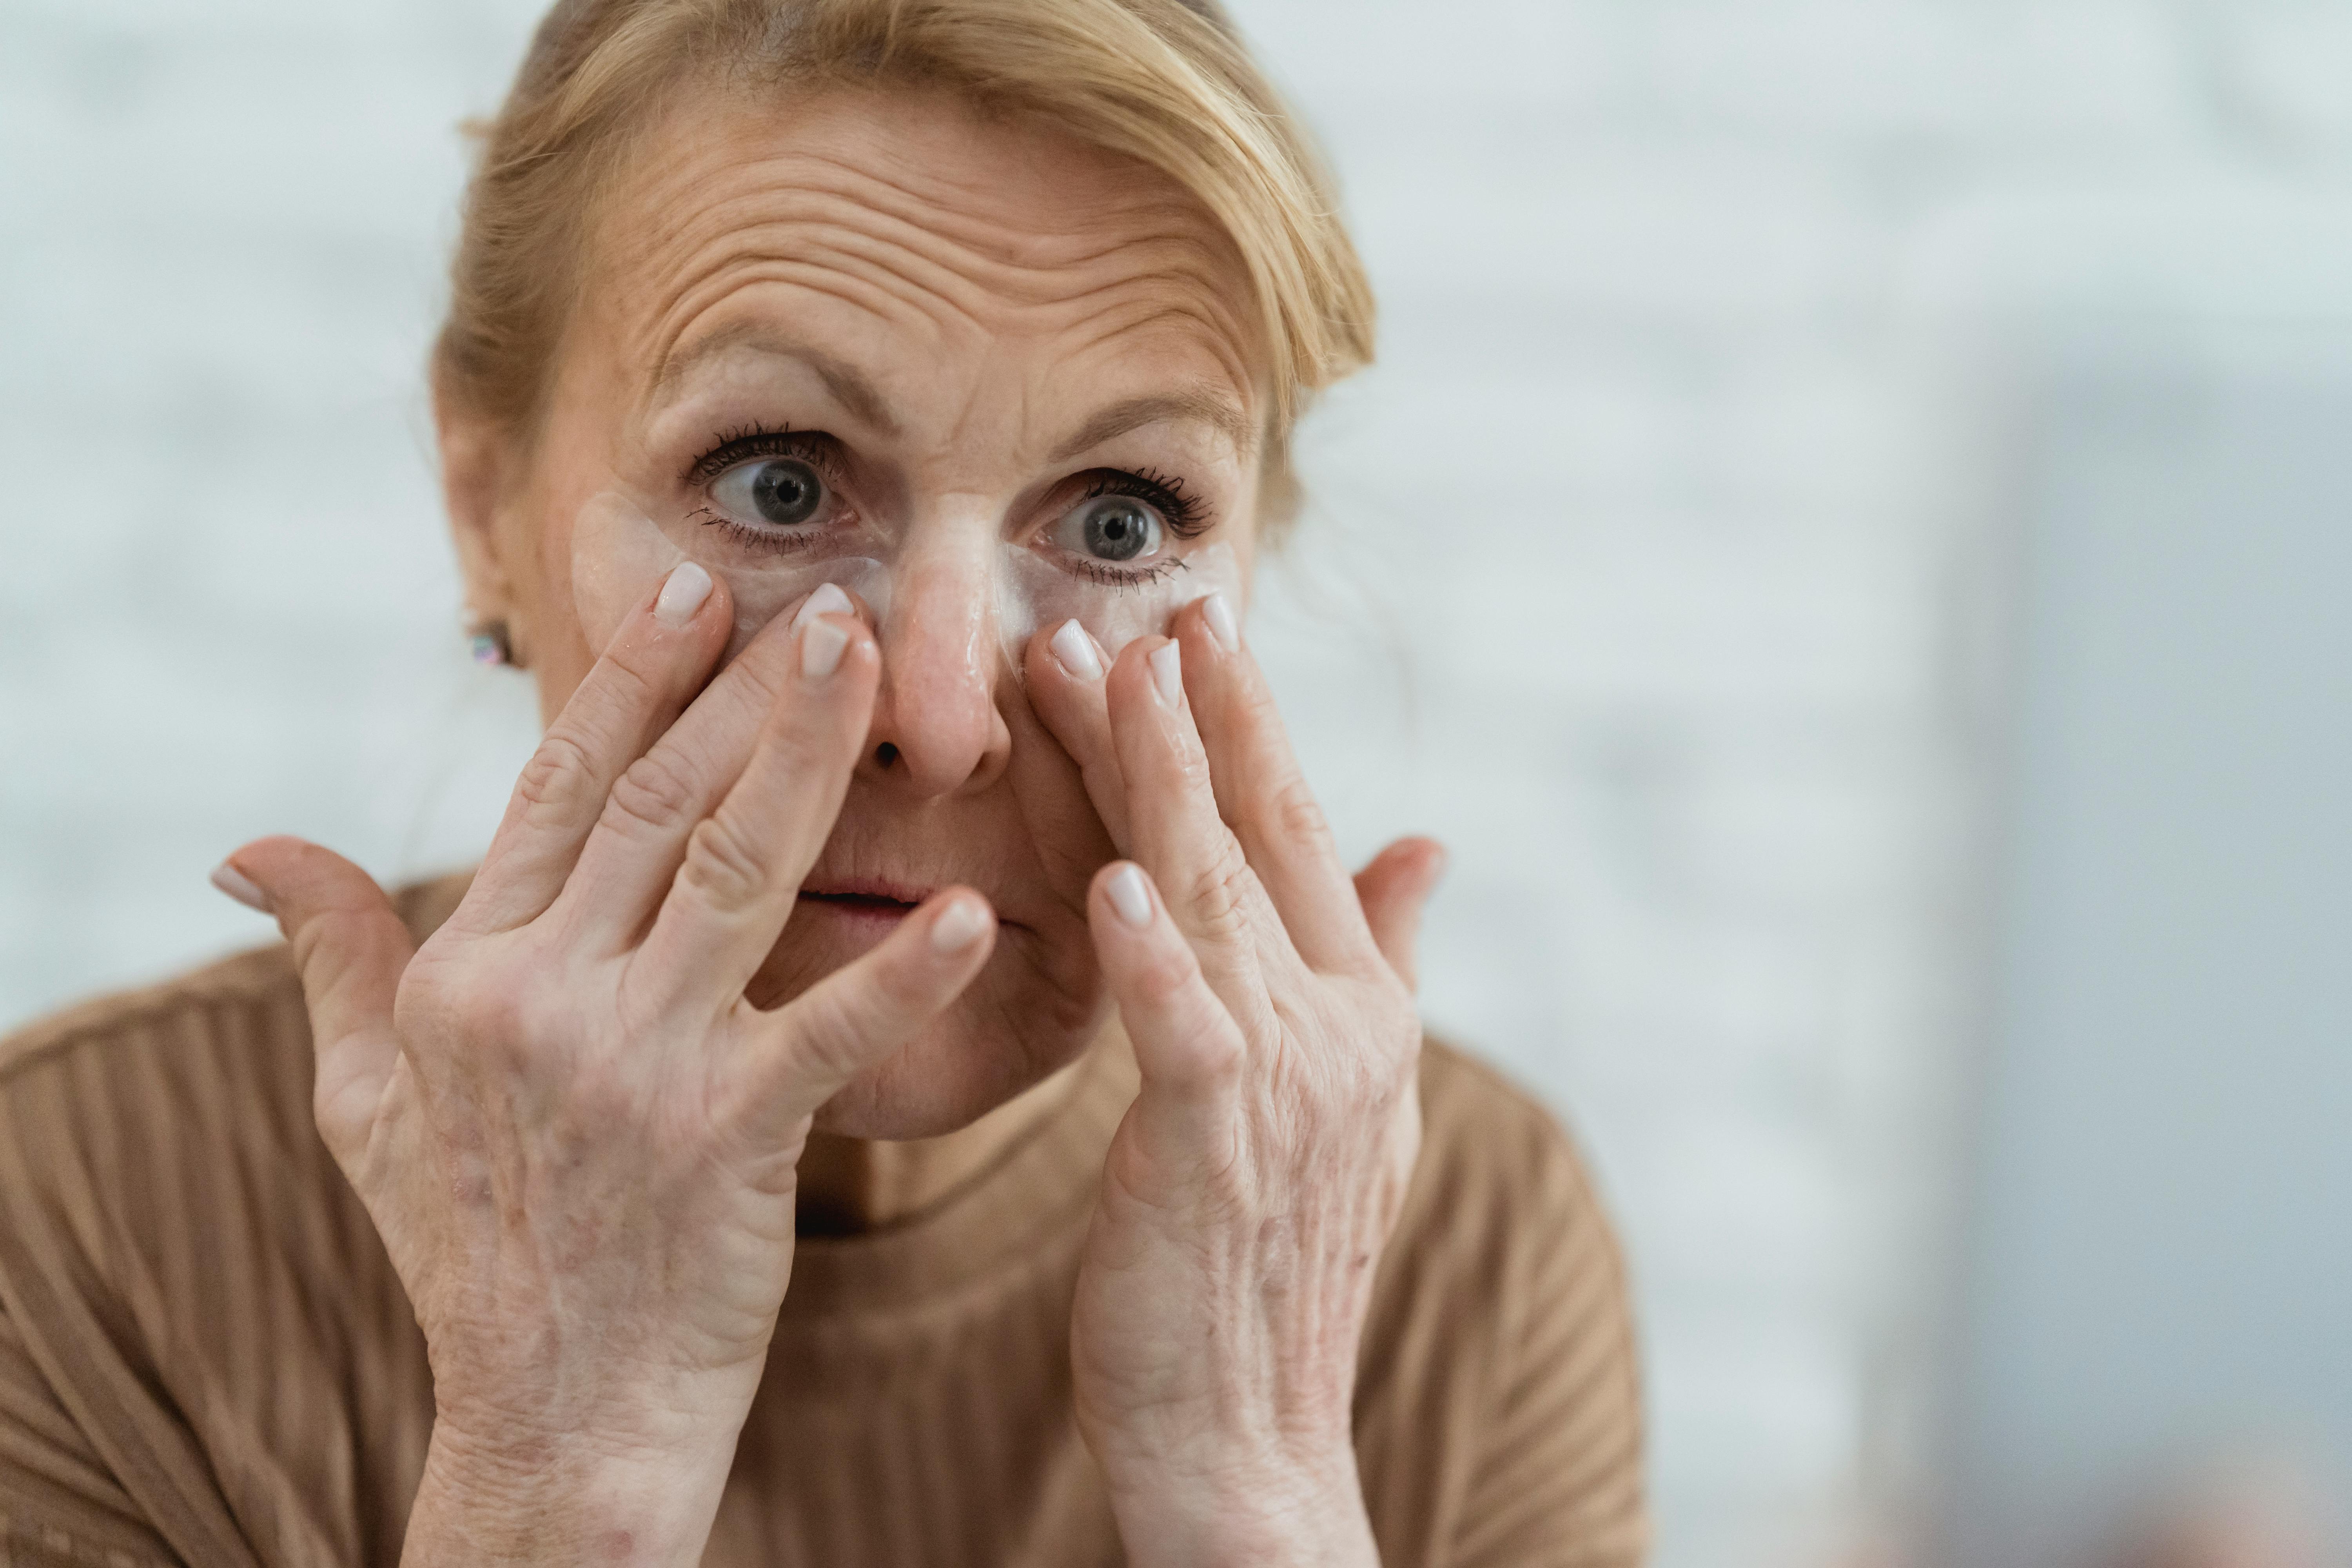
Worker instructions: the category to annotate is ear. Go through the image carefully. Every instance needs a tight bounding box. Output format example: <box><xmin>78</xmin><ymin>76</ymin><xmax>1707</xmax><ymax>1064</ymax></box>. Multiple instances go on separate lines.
<box><xmin>435</xmin><ymin>385</ymin><xmax>526</xmax><ymax>652</ymax></box>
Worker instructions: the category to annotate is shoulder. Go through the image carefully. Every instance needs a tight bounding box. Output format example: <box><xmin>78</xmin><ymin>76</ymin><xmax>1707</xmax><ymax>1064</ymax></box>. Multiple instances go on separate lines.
<box><xmin>0</xmin><ymin>941</ymin><xmax>319</xmax><ymax>1250</ymax></box>
<box><xmin>0</xmin><ymin>881</ymin><xmax>458</xmax><ymax>1564</ymax></box>
<box><xmin>1406</xmin><ymin>1036</ymin><xmax>1620</xmax><ymax>1261</ymax></box>
<box><xmin>0</xmin><ymin>870</ymin><xmax>471</xmax><ymax>1093</ymax></box>
<box><xmin>1355</xmin><ymin>1037</ymin><xmax>1647</xmax><ymax>1564</ymax></box>
<box><xmin>0</xmin><ymin>869</ymin><xmax>470</xmax><ymax>1274</ymax></box>
<box><xmin>0</xmin><ymin>942</ymin><xmax>299</xmax><ymax>1084</ymax></box>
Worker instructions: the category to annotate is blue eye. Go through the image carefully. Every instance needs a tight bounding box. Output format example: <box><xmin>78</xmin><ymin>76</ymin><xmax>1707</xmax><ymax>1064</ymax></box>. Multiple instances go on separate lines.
<box><xmin>1055</xmin><ymin>494</ymin><xmax>1164</xmax><ymax>564</ymax></box>
<box><xmin>712</xmin><ymin>456</ymin><xmax>826</xmax><ymax>529</ymax></box>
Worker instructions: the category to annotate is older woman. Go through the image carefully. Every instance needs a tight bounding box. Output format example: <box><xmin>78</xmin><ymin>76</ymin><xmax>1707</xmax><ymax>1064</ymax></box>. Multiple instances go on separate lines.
<box><xmin>0</xmin><ymin>1</ymin><xmax>1642</xmax><ymax>1564</ymax></box>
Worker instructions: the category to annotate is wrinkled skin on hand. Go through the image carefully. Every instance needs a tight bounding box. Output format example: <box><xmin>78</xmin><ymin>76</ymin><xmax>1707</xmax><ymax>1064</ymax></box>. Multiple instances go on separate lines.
<box><xmin>1025</xmin><ymin>607</ymin><xmax>1441</xmax><ymax>1566</ymax></box>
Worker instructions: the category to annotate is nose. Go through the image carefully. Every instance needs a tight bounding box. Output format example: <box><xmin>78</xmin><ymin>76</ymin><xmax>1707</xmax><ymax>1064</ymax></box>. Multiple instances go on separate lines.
<box><xmin>861</xmin><ymin>528</ymin><xmax>1012</xmax><ymax>797</ymax></box>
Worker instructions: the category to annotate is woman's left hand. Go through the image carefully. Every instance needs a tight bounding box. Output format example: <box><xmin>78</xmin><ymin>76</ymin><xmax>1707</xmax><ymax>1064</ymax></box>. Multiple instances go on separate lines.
<box><xmin>1025</xmin><ymin>597</ymin><xmax>1446</xmax><ymax>1568</ymax></box>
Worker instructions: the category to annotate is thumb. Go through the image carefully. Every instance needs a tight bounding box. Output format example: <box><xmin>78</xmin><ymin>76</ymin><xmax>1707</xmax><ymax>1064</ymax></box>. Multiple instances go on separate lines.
<box><xmin>1353</xmin><ymin>837</ymin><xmax>1446</xmax><ymax>991</ymax></box>
<box><xmin>217</xmin><ymin>835</ymin><xmax>411</xmax><ymax>1162</ymax></box>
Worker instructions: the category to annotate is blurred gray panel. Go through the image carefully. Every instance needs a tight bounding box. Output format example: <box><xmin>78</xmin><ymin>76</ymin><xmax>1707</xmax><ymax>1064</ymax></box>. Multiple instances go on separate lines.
<box><xmin>1947</xmin><ymin>326</ymin><xmax>2352</xmax><ymax>1564</ymax></box>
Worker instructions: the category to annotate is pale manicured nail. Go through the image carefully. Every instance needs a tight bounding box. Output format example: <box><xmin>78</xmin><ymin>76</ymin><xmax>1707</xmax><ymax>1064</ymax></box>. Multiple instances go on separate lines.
<box><xmin>792</xmin><ymin>581</ymin><xmax>855</xmax><ymax>632</ymax></box>
<box><xmin>1105</xmin><ymin>863</ymin><xmax>1154</xmax><ymax>929</ymax></box>
<box><xmin>1202</xmin><ymin>592</ymin><xmax>1240</xmax><ymax>653</ymax></box>
<box><xmin>1149</xmin><ymin>641</ymin><xmax>1183</xmax><ymax>708</ymax></box>
<box><xmin>1049</xmin><ymin>618</ymin><xmax>1103</xmax><ymax>681</ymax></box>
<box><xmin>655</xmin><ymin>561</ymin><xmax>713</xmax><ymax>628</ymax></box>
<box><xmin>802</xmin><ymin>618</ymin><xmax>850</xmax><ymax>679</ymax></box>
<box><xmin>929</xmin><ymin>896</ymin><xmax>992</xmax><ymax>954</ymax></box>
<box><xmin>209</xmin><ymin>862</ymin><xmax>271</xmax><ymax>914</ymax></box>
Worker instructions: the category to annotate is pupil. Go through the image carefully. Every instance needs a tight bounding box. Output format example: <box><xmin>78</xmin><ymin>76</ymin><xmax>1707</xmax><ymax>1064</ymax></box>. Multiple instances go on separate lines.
<box><xmin>751</xmin><ymin>459</ymin><xmax>821</xmax><ymax>527</ymax></box>
<box><xmin>1083</xmin><ymin>499</ymin><xmax>1151</xmax><ymax>561</ymax></box>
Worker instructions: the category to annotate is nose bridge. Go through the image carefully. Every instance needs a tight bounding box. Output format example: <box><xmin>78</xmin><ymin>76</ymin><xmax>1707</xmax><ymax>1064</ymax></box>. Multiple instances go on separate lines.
<box><xmin>867</xmin><ymin>500</ymin><xmax>1011</xmax><ymax>797</ymax></box>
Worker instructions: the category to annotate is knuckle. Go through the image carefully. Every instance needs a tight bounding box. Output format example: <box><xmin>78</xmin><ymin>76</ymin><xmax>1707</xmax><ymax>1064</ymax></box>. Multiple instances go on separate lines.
<box><xmin>600</xmin><ymin>750</ymin><xmax>703</xmax><ymax>840</ymax></box>
<box><xmin>678</xmin><ymin>811</ymin><xmax>772</xmax><ymax>915</ymax></box>
<box><xmin>1261</xmin><ymin>773</ymin><xmax>1330</xmax><ymax>847</ymax></box>
<box><xmin>512</xmin><ymin>732</ymin><xmax>599</xmax><ymax>820</ymax></box>
<box><xmin>452</xmin><ymin>967</ymin><xmax>536</xmax><ymax>1055</ymax></box>
<box><xmin>1178</xmin><ymin>838</ymin><xmax>1255</xmax><ymax>945</ymax></box>
<box><xmin>598</xmin><ymin>647</ymin><xmax>660</xmax><ymax>704</ymax></box>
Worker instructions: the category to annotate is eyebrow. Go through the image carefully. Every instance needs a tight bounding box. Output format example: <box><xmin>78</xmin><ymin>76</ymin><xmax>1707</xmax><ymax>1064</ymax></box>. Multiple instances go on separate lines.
<box><xmin>1050</xmin><ymin>388</ymin><xmax>1256</xmax><ymax>463</ymax></box>
<box><xmin>651</xmin><ymin>325</ymin><xmax>901</xmax><ymax>436</ymax></box>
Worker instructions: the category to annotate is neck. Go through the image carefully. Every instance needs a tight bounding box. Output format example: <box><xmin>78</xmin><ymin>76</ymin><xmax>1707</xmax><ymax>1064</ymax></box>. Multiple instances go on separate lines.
<box><xmin>794</xmin><ymin>1053</ymin><xmax>1089</xmax><ymax>1234</ymax></box>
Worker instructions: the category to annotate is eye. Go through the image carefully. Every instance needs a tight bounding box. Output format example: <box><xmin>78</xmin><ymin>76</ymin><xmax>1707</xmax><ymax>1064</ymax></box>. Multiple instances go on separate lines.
<box><xmin>1053</xmin><ymin>494</ymin><xmax>1165</xmax><ymax>564</ymax></box>
<box><xmin>710</xmin><ymin>456</ymin><xmax>828</xmax><ymax>530</ymax></box>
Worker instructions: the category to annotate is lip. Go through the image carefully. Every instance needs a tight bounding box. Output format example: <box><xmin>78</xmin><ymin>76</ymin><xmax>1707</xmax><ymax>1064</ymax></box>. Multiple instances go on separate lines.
<box><xmin>794</xmin><ymin>873</ymin><xmax>1029</xmax><ymax>936</ymax></box>
<box><xmin>796</xmin><ymin>878</ymin><xmax>929</xmax><ymax>929</ymax></box>
<box><xmin>798</xmin><ymin>875</ymin><xmax>936</xmax><ymax>908</ymax></box>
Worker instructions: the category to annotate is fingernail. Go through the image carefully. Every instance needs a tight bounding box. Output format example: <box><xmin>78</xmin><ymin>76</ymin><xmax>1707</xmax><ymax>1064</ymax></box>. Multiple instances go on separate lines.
<box><xmin>792</xmin><ymin>581</ymin><xmax>855</xmax><ymax>632</ymax></box>
<box><xmin>929</xmin><ymin>895</ymin><xmax>992</xmax><ymax>953</ymax></box>
<box><xmin>209</xmin><ymin>862</ymin><xmax>271</xmax><ymax>914</ymax></box>
<box><xmin>655</xmin><ymin>561</ymin><xmax>713</xmax><ymax>628</ymax></box>
<box><xmin>1202</xmin><ymin>592</ymin><xmax>1240</xmax><ymax>653</ymax></box>
<box><xmin>1105</xmin><ymin>863</ymin><xmax>1154</xmax><ymax>928</ymax></box>
<box><xmin>1148</xmin><ymin>641</ymin><xmax>1183</xmax><ymax>708</ymax></box>
<box><xmin>802</xmin><ymin>618</ymin><xmax>850</xmax><ymax>678</ymax></box>
<box><xmin>1050</xmin><ymin>618</ymin><xmax>1103</xmax><ymax>681</ymax></box>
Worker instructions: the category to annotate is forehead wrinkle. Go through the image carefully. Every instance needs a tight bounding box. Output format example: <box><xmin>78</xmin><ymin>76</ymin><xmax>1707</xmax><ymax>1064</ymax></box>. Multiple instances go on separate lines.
<box><xmin>639</xmin><ymin>232</ymin><xmax>1249</xmax><ymax>434</ymax></box>
<box><xmin>622</xmin><ymin>136</ymin><xmax>1241</xmax><ymax>332</ymax></box>
<box><xmin>777</xmin><ymin>138</ymin><xmax>1218</xmax><ymax>277</ymax></box>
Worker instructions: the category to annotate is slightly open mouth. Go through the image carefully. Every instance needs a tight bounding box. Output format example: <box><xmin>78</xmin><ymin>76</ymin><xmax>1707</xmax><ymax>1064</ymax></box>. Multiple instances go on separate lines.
<box><xmin>796</xmin><ymin>889</ymin><xmax>923</xmax><ymax>920</ymax></box>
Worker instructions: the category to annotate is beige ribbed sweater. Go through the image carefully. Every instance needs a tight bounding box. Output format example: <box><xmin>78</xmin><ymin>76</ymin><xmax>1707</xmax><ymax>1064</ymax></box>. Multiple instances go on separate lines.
<box><xmin>0</xmin><ymin>875</ymin><xmax>1646</xmax><ymax>1566</ymax></box>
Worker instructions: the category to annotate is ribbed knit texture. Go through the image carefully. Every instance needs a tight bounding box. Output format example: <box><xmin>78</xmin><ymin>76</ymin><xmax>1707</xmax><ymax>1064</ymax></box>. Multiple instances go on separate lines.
<box><xmin>0</xmin><ymin>875</ymin><xmax>1646</xmax><ymax>1566</ymax></box>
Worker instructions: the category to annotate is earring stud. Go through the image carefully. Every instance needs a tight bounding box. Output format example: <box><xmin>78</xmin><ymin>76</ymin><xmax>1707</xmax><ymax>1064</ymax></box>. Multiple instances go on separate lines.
<box><xmin>468</xmin><ymin>621</ymin><xmax>515</xmax><ymax>668</ymax></box>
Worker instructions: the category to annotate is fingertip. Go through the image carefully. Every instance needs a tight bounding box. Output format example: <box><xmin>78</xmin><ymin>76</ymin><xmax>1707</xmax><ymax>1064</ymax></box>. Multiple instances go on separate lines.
<box><xmin>220</xmin><ymin>834</ymin><xmax>323</xmax><ymax>910</ymax></box>
<box><xmin>789</xmin><ymin>580</ymin><xmax>857</xmax><ymax>633</ymax></box>
<box><xmin>653</xmin><ymin>560</ymin><xmax>716</xmax><ymax>629</ymax></box>
<box><xmin>926</xmin><ymin>888</ymin><xmax>996</xmax><ymax>956</ymax></box>
<box><xmin>1095</xmin><ymin>860</ymin><xmax>1158</xmax><ymax>930</ymax></box>
<box><xmin>1046</xmin><ymin>617</ymin><xmax>1105</xmax><ymax>682</ymax></box>
<box><xmin>1397</xmin><ymin>836</ymin><xmax>1449</xmax><ymax>900</ymax></box>
<box><xmin>209</xmin><ymin>860</ymin><xmax>272</xmax><ymax>915</ymax></box>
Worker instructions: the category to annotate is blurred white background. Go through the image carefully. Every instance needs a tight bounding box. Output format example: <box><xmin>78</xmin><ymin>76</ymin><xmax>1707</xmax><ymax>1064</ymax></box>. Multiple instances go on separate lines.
<box><xmin>5</xmin><ymin>3</ymin><xmax>2350</xmax><ymax>1565</ymax></box>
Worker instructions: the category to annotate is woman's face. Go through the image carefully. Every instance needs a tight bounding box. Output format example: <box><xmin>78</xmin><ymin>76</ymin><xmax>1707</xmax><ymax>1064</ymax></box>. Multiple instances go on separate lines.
<box><xmin>450</xmin><ymin>84</ymin><xmax>1265</xmax><ymax>1138</ymax></box>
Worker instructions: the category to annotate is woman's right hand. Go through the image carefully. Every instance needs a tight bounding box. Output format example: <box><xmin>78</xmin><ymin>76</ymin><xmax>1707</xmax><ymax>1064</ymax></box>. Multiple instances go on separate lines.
<box><xmin>219</xmin><ymin>566</ymin><xmax>997</xmax><ymax>1566</ymax></box>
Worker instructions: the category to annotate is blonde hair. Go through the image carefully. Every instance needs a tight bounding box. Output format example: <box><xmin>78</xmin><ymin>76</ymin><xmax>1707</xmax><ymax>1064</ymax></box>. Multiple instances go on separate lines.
<box><xmin>434</xmin><ymin>0</ymin><xmax>1376</xmax><ymax>526</ymax></box>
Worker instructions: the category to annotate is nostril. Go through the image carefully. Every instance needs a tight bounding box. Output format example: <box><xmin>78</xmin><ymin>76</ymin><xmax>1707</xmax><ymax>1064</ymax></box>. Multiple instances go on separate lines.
<box><xmin>874</xmin><ymin>742</ymin><xmax>900</xmax><ymax>769</ymax></box>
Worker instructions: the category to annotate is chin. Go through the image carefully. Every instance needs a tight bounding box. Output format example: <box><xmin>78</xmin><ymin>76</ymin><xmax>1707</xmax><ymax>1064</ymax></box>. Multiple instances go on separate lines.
<box><xmin>762</xmin><ymin>910</ymin><xmax>1109</xmax><ymax>1141</ymax></box>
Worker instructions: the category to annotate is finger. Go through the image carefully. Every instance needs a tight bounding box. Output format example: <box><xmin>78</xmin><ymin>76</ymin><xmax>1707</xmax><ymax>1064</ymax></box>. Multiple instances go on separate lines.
<box><xmin>220</xmin><ymin>836</ymin><xmax>410</xmax><ymax>1165</ymax></box>
<box><xmin>1352</xmin><ymin>837</ymin><xmax>1446</xmax><ymax>991</ymax></box>
<box><xmin>460</xmin><ymin>562</ymin><xmax>730</xmax><ymax>933</ymax></box>
<box><xmin>1022</xmin><ymin>617</ymin><xmax>1131</xmax><ymax>850</ymax></box>
<box><xmin>727</xmin><ymin>889</ymin><xmax>996</xmax><ymax>1138</ymax></box>
<box><xmin>631</xmin><ymin>612</ymin><xmax>880</xmax><ymax>1004</ymax></box>
<box><xmin>1169</xmin><ymin>594</ymin><xmax>1381</xmax><ymax>974</ymax></box>
<box><xmin>1100</xmin><ymin>632</ymin><xmax>1285</xmax><ymax>980</ymax></box>
<box><xmin>1089</xmin><ymin>860</ymin><xmax>1248</xmax><ymax>1162</ymax></box>
<box><xmin>555</xmin><ymin>585</ymin><xmax>857</xmax><ymax>951</ymax></box>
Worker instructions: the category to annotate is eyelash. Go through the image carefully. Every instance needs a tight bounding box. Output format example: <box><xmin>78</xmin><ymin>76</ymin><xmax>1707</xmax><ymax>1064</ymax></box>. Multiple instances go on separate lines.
<box><xmin>1079</xmin><ymin>467</ymin><xmax>1210</xmax><ymax>539</ymax></box>
<box><xmin>679</xmin><ymin>426</ymin><xmax>1215</xmax><ymax>568</ymax></box>
<box><xmin>682</xmin><ymin>423</ymin><xmax>833</xmax><ymax>488</ymax></box>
